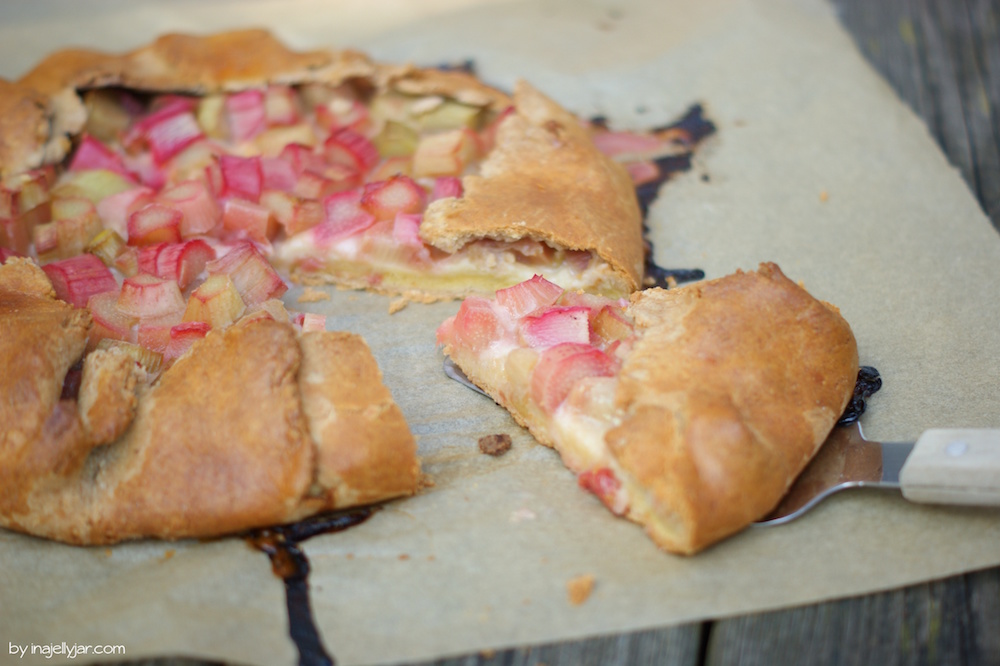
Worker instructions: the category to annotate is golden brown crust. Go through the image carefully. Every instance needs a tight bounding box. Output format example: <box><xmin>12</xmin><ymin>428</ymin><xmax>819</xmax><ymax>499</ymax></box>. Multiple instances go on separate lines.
<box><xmin>0</xmin><ymin>259</ymin><xmax>420</xmax><ymax>545</ymax></box>
<box><xmin>421</xmin><ymin>81</ymin><xmax>644</xmax><ymax>293</ymax></box>
<box><xmin>297</xmin><ymin>331</ymin><xmax>421</xmax><ymax>508</ymax></box>
<box><xmin>0</xmin><ymin>81</ymin><xmax>53</xmax><ymax>180</ymax></box>
<box><xmin>609</xmin><ymin>263</ymin><xmax>859</xmax><ymax>553</ymax></box>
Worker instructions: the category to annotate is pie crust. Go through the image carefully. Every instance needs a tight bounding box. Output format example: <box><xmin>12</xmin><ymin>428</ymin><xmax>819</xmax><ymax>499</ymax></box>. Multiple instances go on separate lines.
<box><xmin>437</xmin><ymin>263</ymin><xmax>859</xmax><ymax>554</ymax></box>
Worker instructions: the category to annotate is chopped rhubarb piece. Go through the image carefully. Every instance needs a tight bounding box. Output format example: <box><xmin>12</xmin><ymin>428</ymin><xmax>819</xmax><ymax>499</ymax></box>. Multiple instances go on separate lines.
<box><xmin>592</xmin><ymin>305</ymin><xmax>634</xmax><ymax>345</ymax></box>
<box><xmin>87</xmin><ymin>290</ymin><xmax>138</xmax><ymax>348</ymax></box>
<box><xmin>163</xmin><ymin>321</ymin><xmax>210</xmax><ymax>362</ymax></box>
<box><xmin>82</xmin><ymin>89</ymin><xmax>139</xmax><ymax>144</ymax></box>
<box><xmin>624</xmin><ymin>160</ymin><xmax>661</xmax><ymax>186</ymax></box>
<box><xmin>0</xmin><ymin>246</ymin><xmax>22</xmax><ymax>263</ymax></box>
<box><xmin>590</xmin><ymin>130</ymin><xmax>664</xmax><ymax>158</ymax></box>
<box><xmin>196</xmin><ymin>94</ymin><xmax>226</xmax><ymax>138</ymax></box>
<box><xmin>138</xmin><ymin>310</ymin><xmax>185</xmax><ymax>353</ymax></box>
<box><xmin>137</xmin><ymin>239</ymin><xmax>216</xmax><ymax>289</ymax></box>
<box><xmin>40</xmin><ymin>254</ymin><xmax>118</xmax><ymax>308</ymax></box>
<box><xmin>361</xmin><ymin>175</ymin><xmax>427</xmax><ymax>221</ymax></box>
<box><xmin>495</xmin><ymin>275</ymin><xmax>564</xmax><ymax>319</ymax></box>
<box><xmin>225</xmin><ymin>90</ymin><xmax>267</xmax><ymax>142</ymax></box>
<box><xmin>292</xmin><ymin>170</ymin><xmax>340</xmax><ymax>200</ymax></box>
<box><xmin>127</xmin><ymin>204</ymin><xmax>183</xmax><ymax>246</ymax></box>
<box><xmin>369</xmin><ymin>156</ymin><xmax>414</xmax><ymax>182</ymax></box>
<box><xmin>130</xmin><ymin>101</ymin><xmax>205</xmax><ymax>164</ymax></box>
<box><xmin>315</xmin><ymin>96</ymin><xmax>371</xmax><ymax>134</ymax></box>
<box><xmin>241</xmin><ymin>298</ymin><xmax>291</xmax><ymax>325</ymax></box>
<box><xmin>313</xmin><ymin>189</ymin><xmax>376</xmax><ymax>246</ymax></box>
<box><xmin>87</xmin><ymin>229</ymin><xmax>128</xmax><ymax>268</ymax></box>
<box><xmin>183</xmin><ymin>274</ymin><xmax>246</xmax><ymax>328</ymax></box>
<box><xmin>260</xmin><ymin>190</ymin><xmax>324</xmax><ymax>235</ymax></box>
<box><xmin>52</xmin><ymin>168</ymin><xmax>136</xmax><ymax>204</ymax></box>
<box><xmin>429</xmin><ymin>176</ymin><xmax>463</xmax><ymax>201</ymax></box>
<box><xmin>113</xmin><ymin>246</ymin><xmax>140</xmax><ymax>277</ymax></box>
<box><xmin>578</xmin><ymin>467</ymin><xmax>622</xmax><ymax>509</ymax></box>
<box><xmin>372</xmin><ymin>120</ymin><xmax>418</xmax><ymax>157</ymax></box>
<box><xmin>158</xmin><ymin>180</ymin><xmax>220</xmax><ymax>236</ymax></box>
<box><xmin>279</xmin><ymin>143</ymin><xmax>327</xmax><ymax>176</ymax></box>
<box><xmin>1</xmin><ymin>215</ymin><xmax>32</xmax><ymax>255</ymax></box>
<box><xmin>253</xmin><ymin>124</ymin><xmax>318</xmax><ymax>157</ymax></box>
<box><xmin>167</xmin><ymin>139</ymin><xmax>222</xmax><ymax>182</ymax></box>
<box><xmin>68</xmin><ymin>135</ymin><xmax>132</xmax><ymax>177</ymax></box>
<box><xmin>446</xmin><ymin>296</ymin><xmax>507</xmax><ymax>352</ymax></box>
<box><xmin>206</xmin><ymin>241</ymin><xmax>287</xmax><ymax>306</ymax></box>
<box><xmin>260</xmin><ymin>157</ymin><xmax>297</xmax><ymax>192</ymax></box>
<box><xmin>412</xmin><ymin>128</ymin><xmax>480</xmax><ymax>177</ymax></box>
<box><xmin>38</xmin><ymin>197</ymin><xmax>103</xmax><ymax>261</ymax></box>
<box><xmin>96</xmin><ymin>186</ymin><xmax>155</xmax><ymax>238</ymax></box>
<box><xmin>264</xmin><ymin>86</ymin><xmax>300</xmax><ymax>126</ymax></box>
<box><xmin>32</xmin><ymin>222</ymin><xmax>59</xmax><ymax>258</ymax></box>
<box><xmin>414</xmin><ymin>99</ymin><xmax>483</xmax><ymax>131</ymax></box>
<box><xmin>221</xmin><ymin>198</ymin><xmax>277</xmax><ymax>243</ymax></box>
<box><xmin>519</xmin><ymin>306</ymin><xmax>592</xmax><ymax>349</ymax></box>
<box><xmin>10</xmin><ymin>167</ymin><xmax>54</xmax><ymax>215</ymax></box>
<box><xmin>293</xmin><ymin>312</ymin><xmax>327</xmax><ymax>332</ymax></box>
<box><xmin>117</xmin><ymin>273</ymin><xmax>186</xmax><ymax>319</ymax></box>
<box><xmin>392</xmin><ymin>213</ymin><xmax>424</xmax><ymax>248</ymax></box>
<box><xmin>218</xmin><ymin>154</ymin><xmax>262</xmax><ymax>202</ymax></box>
<box><xmin>122</xmin><ymin>151</ymin><xmax>167</xmax><ymax>189</ymax></box>
<box><xmin>323</xmin><ymin>128</ymin><xmax>379</xmax><ymax>173</ymax></box>
<box><xmin>530</xmin><ymin>342</ymin><xmax>617</xmax><ymax>414</ymax></box>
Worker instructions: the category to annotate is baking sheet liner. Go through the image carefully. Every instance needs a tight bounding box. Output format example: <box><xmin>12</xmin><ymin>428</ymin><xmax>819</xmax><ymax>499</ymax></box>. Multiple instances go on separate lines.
<box><xmin>2</xmin><ymin>1</ymin><xmax>999</xmax><ymax>664</ymax></box>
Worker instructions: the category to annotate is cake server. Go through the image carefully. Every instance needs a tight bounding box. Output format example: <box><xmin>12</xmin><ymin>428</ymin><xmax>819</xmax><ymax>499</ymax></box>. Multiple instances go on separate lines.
<box><xmin>756</xmin><ymin>421</ymin><xmax>1000</xmax><ymax>525</ymax></box>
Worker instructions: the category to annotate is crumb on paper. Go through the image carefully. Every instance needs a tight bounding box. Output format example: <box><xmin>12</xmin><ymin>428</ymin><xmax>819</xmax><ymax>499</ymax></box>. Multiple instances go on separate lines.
<box><xmin>509</xmin><ymin>508</ymin><xmax>536</xmax><ymax>523</ymax></box>
<box><xmin>819</xmin><ymin>189</ymin><xmax>829</xmax><ymax>202</ymax></box>
<box><xmin>479</xmin><ymin>648</ymin><xmax>496</xmax><ymax>659</ymax></box>
<box><xmin>161</xmin><ymin>549</ymin><xmax>175</xmax><ymax>562</ymax></box>
<box><xmin>567</xmin><ymin>574</ymin><xmax>595</xmax><ymax>606</ymax></box>
<box><xmin>388</xmin><ymin>297</ymin><xmax>409</xmax><ymax>314</ymax></box>
<box><xmin>104</xmin><ymin>548</ymin><xmax>112</xmax><ymax>558</ymax></box>
<box><xmin>478</xmin><ymin>433</ymin><xmax>512</xmax><ymax>456</ymax></box>
<box><xmin>398</xmin><ymin>553</ymin><xmax>410</xmax><ymax>561</ymax></box>
<box><xmin>296</xmin><ymin>287</ymin><xmax>330</xmax><ymax>303</ymax></box>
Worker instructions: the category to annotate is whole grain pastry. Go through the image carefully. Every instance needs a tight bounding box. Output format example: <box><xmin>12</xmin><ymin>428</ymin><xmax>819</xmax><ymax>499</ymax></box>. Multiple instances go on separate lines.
<box><xmin>0</xmin><ymin>258</ymin><xmax>419</xmax><ymax>545</ymax></box>
<box><xmin>436</xmin><ymin>263</ymin><xmax>859</xmax><ymax>553</ymax></box>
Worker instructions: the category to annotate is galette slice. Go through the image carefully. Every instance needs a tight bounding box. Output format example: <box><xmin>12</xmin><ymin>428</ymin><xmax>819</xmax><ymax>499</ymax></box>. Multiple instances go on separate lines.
<box><xmin>436</xmin><ymin>264</ymin><xmax>859</xmax><ymax>554</ymax></box>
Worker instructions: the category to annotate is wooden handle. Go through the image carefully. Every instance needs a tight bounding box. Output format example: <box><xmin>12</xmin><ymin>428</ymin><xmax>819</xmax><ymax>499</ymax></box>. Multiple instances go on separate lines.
<box><xmin>899</xmin><ymin>429</ymin><xmax>1000</xmax><ymax>506</ymax></box>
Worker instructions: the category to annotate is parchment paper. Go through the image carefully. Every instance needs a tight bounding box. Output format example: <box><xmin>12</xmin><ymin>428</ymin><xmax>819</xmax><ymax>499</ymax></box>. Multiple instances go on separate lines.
<box><xmin>2</xmin><ymin>1</ymin><xmax>1000</xmax><ymax>665</ymax></box>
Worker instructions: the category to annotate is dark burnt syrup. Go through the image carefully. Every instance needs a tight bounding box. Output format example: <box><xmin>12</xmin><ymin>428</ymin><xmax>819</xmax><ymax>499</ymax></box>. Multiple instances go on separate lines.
<box><xmin>614</xmin><ymin>104</ymin><xmax>716</xmax><ymax>289</ymax></box>
<box><xmin>837</xmin><ymin>365</ymin><xmax>882</xmax><ymax>426</ymax></box>
<box><xmin>245</xmin><ymin>508</ymin><xmax>374</xmax><ymax>666</ymax></box>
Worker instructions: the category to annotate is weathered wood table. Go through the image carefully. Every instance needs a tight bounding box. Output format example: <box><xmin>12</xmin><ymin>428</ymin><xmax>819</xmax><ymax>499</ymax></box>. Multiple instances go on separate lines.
<box><xmin>106</xmin><ymin>0</ymin><xmax>1000</xmax><ymax>664</ymax></box>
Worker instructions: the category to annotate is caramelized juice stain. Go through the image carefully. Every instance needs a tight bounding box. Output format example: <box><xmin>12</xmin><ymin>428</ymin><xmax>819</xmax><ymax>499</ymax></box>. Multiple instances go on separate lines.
<box><xmin>246</xmin><ymin>508</ymin><xmax>374</xmax><ymax>666</ymax></box>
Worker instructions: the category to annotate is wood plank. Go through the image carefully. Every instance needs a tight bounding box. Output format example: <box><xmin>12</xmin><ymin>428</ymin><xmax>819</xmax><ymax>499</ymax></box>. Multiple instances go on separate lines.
<box><xmin>705</xmin><ymin>568</ymin><xmax>1000</xmax><ymax>666</ymax></box>
<box><xmin>832</xmin><ymin>0</ymin><xmax>1000</xmax><ymax>232</ymax></box>
<box><xmin>423</xmin><ymin>624</ymin><xmax>704</xmax><ymax>666</ymax></box>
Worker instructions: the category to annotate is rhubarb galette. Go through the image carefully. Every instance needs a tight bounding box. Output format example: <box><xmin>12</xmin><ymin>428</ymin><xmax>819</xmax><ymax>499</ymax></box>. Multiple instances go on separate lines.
<box><xmin>2</xmin><ymin>29</ymin><xmax>645</xmax><ymax>304</ymax></box>
<box><xmin>0</xmin><ymin>257</ymin><xmax>420</xmax><ymax>545</ymax></box>
<box><xmin>436</xmin><ymin>264</ymin><xmax>859</xmax><ymax>554</ymax></box>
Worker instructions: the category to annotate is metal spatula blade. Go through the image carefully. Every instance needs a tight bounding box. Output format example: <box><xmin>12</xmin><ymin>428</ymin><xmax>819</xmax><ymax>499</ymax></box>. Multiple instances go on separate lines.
<box><xmin>757</xmin><ymin>422</ymin><xmax>1000</xmax><ymax>526</ymax></box>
